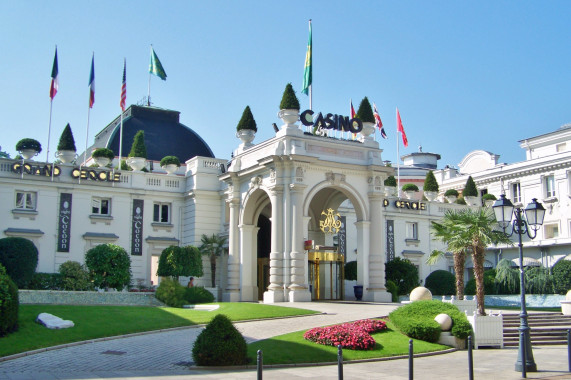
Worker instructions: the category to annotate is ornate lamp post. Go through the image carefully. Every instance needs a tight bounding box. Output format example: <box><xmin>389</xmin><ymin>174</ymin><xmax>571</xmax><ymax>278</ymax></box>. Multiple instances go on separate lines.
<box><xmin>492</xmin><ymin>194</ymin><xmax>545</xmax><ymax>373</ymax></box>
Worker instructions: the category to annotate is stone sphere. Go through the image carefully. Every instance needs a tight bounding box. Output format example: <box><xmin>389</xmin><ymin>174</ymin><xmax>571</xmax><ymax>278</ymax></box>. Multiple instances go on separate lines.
<box><xmin>566</xmin><ymin>290</ymin><xmax>571</xmax><ymax>301</ymax></box>
<box><xmin>434</xmin><ymin>313</ymin><xmax>453</xmax><ymax>331</ymax></box>
<box><xmin>409</xmin><ymin>286</ymin><xmax>432</xmax><ymax>301</ymax></box>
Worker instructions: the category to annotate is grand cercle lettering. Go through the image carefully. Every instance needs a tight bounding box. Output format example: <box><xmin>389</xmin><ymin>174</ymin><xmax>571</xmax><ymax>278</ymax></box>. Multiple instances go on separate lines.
<box><xmin>383</xmin><ymin>198</ymin><xmax>427</xmax><ymax>211</ymax></box>
<box><xmin>71</xmin><ymin>168</ymin><xmax>121</xmax><ymax>182</ymax></box>
<box><xmin>300</xmin><ymin>109</ymin><xmax>363</xmax><ymax>134</ymax></box>
<box><xmin>11</xmin><ymin>162</ymin><xmax>61</xmax><ymax>177</ymax></box>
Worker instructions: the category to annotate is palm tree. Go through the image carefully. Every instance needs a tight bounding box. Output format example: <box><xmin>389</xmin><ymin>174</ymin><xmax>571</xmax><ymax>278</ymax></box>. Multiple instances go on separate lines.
<box><xmin>199</xmin><ymin>234</ymin><xmax>228</xmax><ymax>288</ymax></box>
<box><xmin>457</xmin><ymin>208</ymin><xmax>512</xmax><ymax>315</ymax></box>
<box><xmin>427</xmin><ymin>209</ymin><xmax>469</xmax><ymax>300</ymax></box>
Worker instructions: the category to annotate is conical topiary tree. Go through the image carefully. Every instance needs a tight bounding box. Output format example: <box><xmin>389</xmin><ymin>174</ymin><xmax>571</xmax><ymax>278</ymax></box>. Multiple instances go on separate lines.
<box><xmin>57</xmin><ymin>124</ymin><xmax>77</xmax><ymax>151</ymax></box>
<box><xmin>356</xmin><ymin>97</ymin><xmax>375</xmax><ymax>123</ymax></box>
<box><xmin>279</xmin><ymin>83</ymin><xmax>300</xmax><ymax>110</ymax></box>
<box><xmin>423</xmin><ymin>171</ymin><xmax>439</xmax><ymax>192</ymax></box>
<box><xmin>236</xmin><ymin>106</ymin><xmax>257</xmax><ymax>132</ymax></box>
<box><xmin>128</xmin><ymin>130</ymin><xmax>147</xmax><ymax>158</ymax></box>
<box><xmin>462</xmin><ymin>176</ymin><xmax>478</xmax><ymax>197</ymax></box>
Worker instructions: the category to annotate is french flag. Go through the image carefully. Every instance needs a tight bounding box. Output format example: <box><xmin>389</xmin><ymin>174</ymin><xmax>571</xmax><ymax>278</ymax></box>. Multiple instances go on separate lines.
<box><xmin>88</xmin><ymin>55</ymin><xmax>95</xmax><ymax>108</ymax></box>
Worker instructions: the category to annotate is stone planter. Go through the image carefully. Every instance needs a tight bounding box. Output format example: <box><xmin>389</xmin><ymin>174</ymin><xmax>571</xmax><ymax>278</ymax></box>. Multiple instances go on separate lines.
<box><xmin>384</xmin><ymin>186</ymin><xmax>396</xmax><ymax>197</ymax></box>
<box><xmin>360</xmin><ymin>121</ymin><xmax>375</xmax><ymax>140</ymax></box>
<box><xmin>126</xmin><ymin>157</ymin><xmax>147</xmax><ymax>171</ymax></box>
<box><xmin>236</xmin><ymin>129</ymin><xmax>256</xmax><ymax>148</ymax></box>
<box><xmin>353</xmin><ymin>285</ymin><xmax>363</xmax><ymax>301</ymax></box>
<box><xmin>484</xmin><ymin>200</ymin><xmax>495</xmax><ymax>207</ymax></box>
<box><xmin>404</xmin><ymin>190</ymin><xmax>417</xmax><ymax>200</ymax></box>
<box><xmin>162</xmin><ymin>164</ymin><xmax>179</xmax><ymax>175</ymax></box>
<box><xmin>278</xmin><ymin>109</ymin><xmax>300</xmax><ymax>129</ymax></box>
<box><xmin>20</xmin><ymin>149</ymin><xmax>39</xmax><ymax>160</ymax></box>
<box><xmin>561</xmin><ymin>300</ymin><xmax>571</xmax><ymax>315</ymax></box>
<box><xmin>424</xmin><ymin>191</ymin><xmax>438</xmax><ymax>202</ymax></box>
<box><xmin>55</xmin><ymin>150</ymin><xmax>76</xmax><ymax>164</ymax></box>
<box><xmin>93</xmin><ymin>156</ymin><xmax>111</xmax><ymax>168</ymax></box>
<box><xmin>445</xmin><ymin>195</ymin><xmax>457</xmax><ymax>204</ymax></box>
<box><xmin>464</xmin><ymin>195</ymin><xmax>479</xmax><ymax>206</ymax></box>
<box><xmin>468</xmin><ymin>311</ymin><xmax>504</xmax><ymax>349</ymax></box>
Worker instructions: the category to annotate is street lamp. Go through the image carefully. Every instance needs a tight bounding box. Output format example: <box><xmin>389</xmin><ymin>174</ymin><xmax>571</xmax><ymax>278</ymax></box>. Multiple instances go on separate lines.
<box><xmin>492</xmin><ymin>194</ymin><xmax>545</xmax><ymax>373</ymax></box>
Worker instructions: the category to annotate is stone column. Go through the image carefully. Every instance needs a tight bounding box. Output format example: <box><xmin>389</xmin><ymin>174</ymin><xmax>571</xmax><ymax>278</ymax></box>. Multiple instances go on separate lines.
<box><xmin>355</xmin><ymin>220</ymin><xmax>370</xmax><ymax>292</ymax></box>
<box><xmin>223</xmin><ymin>198</ymin><xmax>241</xmax><ymax>302</ymax></box>
<box><xmin>264</xmin><ymin>187</ymin><xmax>285</xmax><ymax>303</ymax></box>
<box><xmin>239</xmin><ymin>223</ymin><xmax>259</xmax><ymax>301</ymax></box>
<box><xmin>288</xmin><ymin>183</ymin><xmax>311</xmax><ymax>302</ymax></box>
<box><xmin>365</xmin><ymin>193</ymin><xmax>391</xmax><ymax>302</ymax></box>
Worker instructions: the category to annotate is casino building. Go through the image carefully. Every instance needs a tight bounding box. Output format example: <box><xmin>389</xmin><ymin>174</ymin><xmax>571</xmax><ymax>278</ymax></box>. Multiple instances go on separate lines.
<box><xmin>2</xmin><ymin>103</ymin><xmax>568</xmax><ymax>302</ymax></box>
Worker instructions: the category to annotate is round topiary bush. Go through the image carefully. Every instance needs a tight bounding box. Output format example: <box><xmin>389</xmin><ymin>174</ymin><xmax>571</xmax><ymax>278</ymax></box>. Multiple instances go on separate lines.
<box><xmin>16</xmin><ymin>138</ymin><xmax>42</xmax><ymax>153</ymax></box>
<box><xmin>236</xmin><ymin>106</ymin><xmax>257</xmax><ymax>132</ymax></box>
<box><xmin>385</xmin><ymin>257</ymin><xmax>420</xmax><ymax>296</ymax></box>
<box><xmin>92</xmin><ymin>148</ymin><xmax>115</xmax><ymax>160</ymax></box>
<box><xmin>552</xmin><ymin>259</ymin><xmax>571</xmax><ymax>294</ymax></box>
<box><xmin>402</xmin><ymin>183</ymin><xmax>419</xmax><ymax>192</ymax></box>
<box><xmin>192</xmin><ymin>314</ymin><xmax>248</xmax><ymax>366</ymax></box>
<box><xmin>155</xmin><ymin>277</ymin><xmax>187</xmax><ymax>307</ymax></box>
<box><xmin>444</xmin><ymin>189</ymin><xmax>459</xmax><ymax>197</ymax></box>
<box><xmin>185</xmin><ymin>286</ymin><xmax>215</xmax><ymax>304</ymax></box>
<box><xmin>128</xmin><ymin>130</ymin><xmax>147</xmax><ymax>158</ymax></box>
<box><xmin>384</xmin><ymin>176</ymin><xmax>397</xmax><ymax>187</ymax></box>
<box><xmin>85</xmin><ymin>244</ymin><xmax>131</xmax><ymax>291</ymax></box>
<box><xmin>160</xmin><ymin>155</ymin><xmax>181</xmax><ymax>167</ymax></box>
<box><xmin>482</xmin><ymin>193</ymin><xmax>497</xmax><ymax>201</ymax></box>
<box><xmin>425</xmin><ymin>270</ymin><xmax>456</xmax><ymax>296</ymax></box>
<box><xmin>344</xmin><ymin>261</ymin><xmax>357</xmax><ymax>281</ymax></box>
<box><xmin>279</xmin><ymin>83</ymin><xmax>300</xmax><ymax>110</ymax></box>
<box><xmin>59</xmin><ymin>261</ymin><xmax>92</xmax><ymax>291</ymax></box>
<box><xmin>57</xmin><ymin>124</ymin><xmax>77</xmax><ymax>151</ymax></box>
<box><xmin>356</xmin><ymin>96</ymin><xmax>375</xmax><ymax>123</ymax></box>
<box><xmin>0</xmin><ymin>264</ymin><xmax>19</xmax><ymax>336</ymax></box>
<box><xmin>0</xmin><ymin>237</ymin><xmax>38</xmax><ymax>288</ymax></box>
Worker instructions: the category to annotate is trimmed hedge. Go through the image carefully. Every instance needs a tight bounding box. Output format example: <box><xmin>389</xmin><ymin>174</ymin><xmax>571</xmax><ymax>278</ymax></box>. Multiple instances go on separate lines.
<box><xmin>185</xmin><ymin>286</ymin><xmax>215</xmax><ymax>304</ymax></box>
<box><xmin>385</xmin><ymin>257</ymin><xmax>419</xmax><ymax>296</ymax></box>
<box><xmin>155</xmin><ymin>278</ymin><xmax>187</xmax><ymax>307</ymax></box>
<box><xmin>356</xmin><ymin>97</ymin><xmax>375</xmax><ymax>123</ymax></box>
<box><xmin>423</xmin><ymin>170</ymin><xmax>439</xmax><ymax>192</ymax></box>
<box><xmin>465</xmin><ymin>269</ymin><xmax>497</xmax><ymax>295</ymax></box>
<box><xmin>0</xmin><ymin>264</ymin><xmax>19</xmax><ymax>336</ymax></box>
<box><xmin>344</xmin><ymin>261</ymin><xmax>357</xmax><ymax>281</ymax></box>
<box><xmin>279</xmin><ymin>83</ymin><xmax>300</xmax><ymax>110</ymax></box>
<box><xmin>389</xmin><ymin>300</ymin><xmax>472</xmax><ymax>342</ymax></box>
<box><xmin>192</xmin><ymin>314</ymin><xmax>248</xmax><ymax>366</ymax></box>
<box><xmin>236</xmin><ymin>105</ymin><xmax>257</xmax><ymax>132</ymax></box>
<box><xmin>85</xmin><ymin>244</ymin><xmax>131</xmax><ymax>291</ymax></box>
<box><xmin>59</xmin><ymin>261</ymin><xmax>93</xmax><ymax>291</ymax></box>
<box><xmin>385</xmin><ymin>280</ymin><xmax>399</xmax><ymax>302</ymax></box>
<box><xmin>462</xmin><ymin>176</ymin><xmax>478</xmax><ymax>197</ymax></box>
<box><xmin>57</xmin><ymin>124</ymin><xmax>76</xmax><ymax>151</ymax></box>
<box><xmin>0</xmin><ymin>237</ymin><xmax>39</xmax><ymax>288</ymax></box>
<box><xmin>552</xmin><ymin>259</ymin><xmax>571</xmax><ymax>294</ymax></box>
<box><xmin>128</xmin><ymin>130</ymin><xmax>147</xmax><ymax>158</ymax></box>
<box><xmin>27</xmin><ymin>273</ymin><xmax>63</xmax><ymax>290</ymax></box>
<box><xmin>384</xmin><ymin>175</ymin><xmax>397</xmax><ymax>187</ymax></box>
<box><xmin>425</xmin><ymin>270</ymin><xmax>455</xmax><ymax>296</ymax></box>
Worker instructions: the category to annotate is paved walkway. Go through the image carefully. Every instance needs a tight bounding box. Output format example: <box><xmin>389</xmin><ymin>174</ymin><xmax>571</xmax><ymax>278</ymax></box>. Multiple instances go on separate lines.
<box><xmin>0</xmin><ymin>302</ymin><xmax>570</xmax><ymax>379</ymax></box>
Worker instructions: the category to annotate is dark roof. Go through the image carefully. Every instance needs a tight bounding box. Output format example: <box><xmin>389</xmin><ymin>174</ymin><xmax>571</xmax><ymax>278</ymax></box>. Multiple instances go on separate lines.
<box><xmin>105</xmin><ymin>106</ymin><xmax>214</xmax><ymax>162</ymax></box>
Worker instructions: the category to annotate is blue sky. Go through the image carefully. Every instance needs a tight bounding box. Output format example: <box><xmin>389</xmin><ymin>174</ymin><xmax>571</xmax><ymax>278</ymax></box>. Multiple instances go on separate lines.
<box><xmin>1</xmin><ymin>1</ymin><xmax>569</xmax><ymax>167</ymax></box>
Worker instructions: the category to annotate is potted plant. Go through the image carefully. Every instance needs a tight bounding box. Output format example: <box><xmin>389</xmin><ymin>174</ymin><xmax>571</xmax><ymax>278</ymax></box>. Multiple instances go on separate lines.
<box><xmin>236</xmin><ymin>106</ymin><xmax>257</xmax><ymax>149</ymax></box>
<box><xmin>56</xmin><ymin>124</ymin><xmax>77</xmax><ymax>163</ymax></box>
<box><xmin>482</xmin><ymin>193</ymin><xmax>497</xmax><ymax>207</ymax></box>
<box><xmin>344</xmin><ymin>261</ymin><xmax>362</xmax><ymax>301</ymax></box>
<box><xmin>160</xmin><ymin>155</ymin><xmax>180</xmax><ymax>175</ymax></box>
<box><xmin>278</xmin><ymin>83</ymin><xmax>300</xmax><ymax>128</ymax></box>
<box><xmin>444</xmin><ymin>189</ymin><xmax>459</xmax><ymax>203</ymax></box>
<box><xmin>127</xmin><ymin>130</ymin><xmax>147</xmax><ymax>171</ymax></box>
<box><xmin>16</xmin><ymin>138</ymin><xmax>42</xmax><ymax>160</ymax></box>
<box><xmin>462</xmin><ymin>176</ymin><xmax>479</xmax><ymax>206</ymax></box>
<box><xmin>423</xmin><ymin>170</ymin><xmax>439</xmax><ymax>201</ymax></box>
<box><xmin>356</xmin><ymin>97</ymin><xmax>375</xmax><ymax>139</ymax></box>
<box><xmin>92</xmin><ymin>148</ymin><xmax>115</xmax><ymax>167</ymax></box>
<box><xmin>384</xmin><ymin>175</ymin><xmax>397</xmax><ymax>196</ymax></box>
<box><xmin>402</xmin><ymin>183</ymin><xmax>419</xmax><ymax>199</ymax></box>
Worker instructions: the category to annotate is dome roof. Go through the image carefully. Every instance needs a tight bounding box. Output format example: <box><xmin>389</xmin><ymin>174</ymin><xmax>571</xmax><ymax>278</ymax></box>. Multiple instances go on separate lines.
<box><xmin>100</xmin><ymin>105</ymin><xmax>214</xmax><ymax>162</ymax></box>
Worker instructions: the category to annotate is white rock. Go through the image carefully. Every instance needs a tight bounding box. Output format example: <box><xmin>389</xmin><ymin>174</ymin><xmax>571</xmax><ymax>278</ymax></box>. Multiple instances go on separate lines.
<box><xmin>434</xmin><ymin>313</ymin><xmax>453</xmax><ymax>331</ymax></box>
<box><xmin>36</xmin><ymin>312</ymin><xmax>74</xmax><ymax>329</ymax></box>
<box><xmin>410</xmin><ymin>286</ymin><xmax>432</xmax><ymax>301</ymax></box>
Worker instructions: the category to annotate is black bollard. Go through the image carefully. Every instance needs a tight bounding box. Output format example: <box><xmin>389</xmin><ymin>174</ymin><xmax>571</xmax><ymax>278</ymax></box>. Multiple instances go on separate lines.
<box><xmin>521</xmin><ymin>331</ymin><xmax>527</xmax><ymax>379</ymax></box>
<box><xmin>409</xmin><ymin>339</ymin><xmax>413</xmax><ymax>380</ymax></box>
<box><xmin>337</xmin><ymin>345</ymin><xmax>343</xmax><ymax>380</ymax></box>
<box><xmin>257</xmin><ymin>349</ymin><xmax>263</xmax><ymax>380</ymax></box>
<box><xmin>567</xmin><ymin>329</ymin><xmax>570</xmax><ymax>373</ymax></box>
<box><xmin>468</xmin><ymin>336</ymin><xmax>473</xmax><ymax>380</ymax></box>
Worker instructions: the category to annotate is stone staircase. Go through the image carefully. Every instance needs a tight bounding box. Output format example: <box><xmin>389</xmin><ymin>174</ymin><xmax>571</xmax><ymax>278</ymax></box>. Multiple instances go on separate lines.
<box><xmin>503</xmin><ymin>313</ymin><xmax>571</xmax><ymax>346</ymax></box>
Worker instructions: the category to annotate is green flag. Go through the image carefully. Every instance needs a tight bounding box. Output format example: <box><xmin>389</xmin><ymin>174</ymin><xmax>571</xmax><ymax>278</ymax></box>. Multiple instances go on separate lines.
<box><xmin>149</xmin><ymin>46</ymin><xmax>167</xmax><ymax>80</ymax></box>
<box><xmin>301</xmin><ymin>20</ymin><xmax>312</xmax><ymax>95</ymax></box>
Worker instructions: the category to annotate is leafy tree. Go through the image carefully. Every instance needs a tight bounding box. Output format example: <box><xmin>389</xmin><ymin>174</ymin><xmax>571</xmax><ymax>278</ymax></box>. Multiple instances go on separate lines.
<box><xmin>385</xmin><ymin>257</ymin><xmax>419</xmax><ymax>296</ymax></box>
<box><xmin>423</xmin><ymin>170</ymin><xmax>439</xmax><ymax>192</ymax></box>
<box><xmin>199</xmin><ymin>234</ymin><xmax>228</xmax><ymax>288</ymax></box>
<box><xmin>236</xmin><ymin>106</ymin><xmax>257</xmax><ymax>132</ymax></box>
<box><xmin>0</xmin><ymin>264</ymin><xmax>19</xmax><ymax>336</ymax></box>
<box><xmin>157</xmin><ymin>245</ymin><xmax>203</xmax><ymax>280</ymax></box>
<box><xmin>85</xmin><ymin>244</ymin><xmax>131</xmax><ymax>291</ymax></box>
<box><xmin>0</xmin><ymin>237</ymin><xmax>38</xmax><ymax>288</ymax></box>
<box><xmin>356</xmin><ymin>96</ymin><xmax>375</xmax><ymax>123</ymax></box>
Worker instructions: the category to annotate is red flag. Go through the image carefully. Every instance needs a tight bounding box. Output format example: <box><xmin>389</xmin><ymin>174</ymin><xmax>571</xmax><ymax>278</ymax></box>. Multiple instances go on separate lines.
<box><xmin>120</xmin><ymin>59</ymin><xmax>126</xmax><ymax>111</ymax></box>
<box><xmin>88</xmin><ymin>54</ymin><xmax>95</xmax><ymax>108</ymax></box>
<box><xmin>373</xmin><ymin>103</ymin><xmax>387</xmax><ymax>139</ymax></box>
<box><xmin>50</xmin><ymin>47</ymin><xmax>59</xmax><ymax>100</ymax></box>
<box><xmin>350</xmin><ymin>99</ymin><xmax>357</xmax><ymax>139</ymax></box>
<box><xmin>396</xmin><ymin>107</ymin><xmax>408</xmax><ymax>147</ymax></box>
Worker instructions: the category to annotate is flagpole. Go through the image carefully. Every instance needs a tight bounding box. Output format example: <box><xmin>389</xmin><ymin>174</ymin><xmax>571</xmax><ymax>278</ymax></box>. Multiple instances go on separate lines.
<box><xmin>396</xmin><ymin>107</ymin><xmax>400</xmax><ymax>197</ymax></box>
<box><xmin>118</xmin><ymin>112</ymin><xmax>124</xmax><ymax>169</ymax></box>
<box><xmin>84</xmin><ymin>107</ymin><xmax>90</xmax><ymax>168</ymax></box>
<box><xmin>46</xmin><ymin>100</ymin><xmax>53</xmax><ymax>164</ymax></box>
<box><xmin>147</xmin><ymin>72</ymin><xmax>151</xmax><ymax>106</ymax></box>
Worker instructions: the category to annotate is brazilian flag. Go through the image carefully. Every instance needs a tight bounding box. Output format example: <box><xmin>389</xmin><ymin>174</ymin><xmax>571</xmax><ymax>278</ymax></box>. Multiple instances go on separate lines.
<box><xmin>149</xmin><ymin>46</ymin><xmax>167</xmax><ymax>80</ymax></box>
<box><xmin>302</xmin><ymin>21</ymin><xmax>312</xmax><ymax>95</ymax></box>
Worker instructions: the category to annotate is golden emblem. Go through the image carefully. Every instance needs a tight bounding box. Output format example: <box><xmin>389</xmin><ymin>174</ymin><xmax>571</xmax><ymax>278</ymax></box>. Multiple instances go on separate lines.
<box><xmin>319</xmin><ymin>208</ymin><xmax>342</xmax><ymax>234</ymax></box>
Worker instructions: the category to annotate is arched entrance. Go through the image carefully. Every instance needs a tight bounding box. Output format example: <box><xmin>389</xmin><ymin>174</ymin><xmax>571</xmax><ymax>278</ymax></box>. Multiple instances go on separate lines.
<box><xmin>257</xmin><ymin>214</ymin><xmax>271</xmax><ymax>300</ymax></box>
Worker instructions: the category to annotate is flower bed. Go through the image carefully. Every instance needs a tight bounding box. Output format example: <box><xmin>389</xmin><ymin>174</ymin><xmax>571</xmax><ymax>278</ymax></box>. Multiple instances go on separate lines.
<box><xmin>303</xmin><ymin>319</ymin><xmax>387</xmax><ymax>350</ymax></box>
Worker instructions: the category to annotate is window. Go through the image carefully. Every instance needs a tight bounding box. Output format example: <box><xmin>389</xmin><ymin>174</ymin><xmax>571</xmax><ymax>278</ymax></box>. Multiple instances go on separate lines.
<box><xmin>512</xmin><ymin>183</ymin><xmax>521</xmax><ymax>203</ymax></box>
<box><xmin>544</xmin><ymin>224</ymin><xmax>559</xmax><ymax>239</ymax></box>
<box><xmin>15</xmin><ymin>191</ymin><xmax>36</xmax><ymax>210</ymax></box>
<box><xmin>92</xmin><ymin>197</ymin><xmax>111</xmax><ymax>215</ymax></box>
<box><xmin>405</xmin><ymin>222</ymin><xmax>418</xmax><ymax>240</ymax></box>
<box><xmin>545</xmin><ymin>175</ymin><xmax>556</xmax><ymax>198</ymax></box>
<box><xmin>153</xmin><ymin>203</ymin><xmax>171</xmax><ymax>223</ymax></box>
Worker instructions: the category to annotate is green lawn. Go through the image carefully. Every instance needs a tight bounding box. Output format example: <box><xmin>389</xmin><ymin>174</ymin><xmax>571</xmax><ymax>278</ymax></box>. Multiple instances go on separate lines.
<box><xmin>0</xmin><ymin>303</ymin><xmax>318</xmax><ymax>358</ymax></box>
<box><xmin>247</xmin><ymin>320</ymin><xmax>450</xmax><ymax>365</ymax></box>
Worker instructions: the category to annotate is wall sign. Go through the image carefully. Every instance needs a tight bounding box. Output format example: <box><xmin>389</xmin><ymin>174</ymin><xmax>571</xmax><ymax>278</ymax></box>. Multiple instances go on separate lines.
<box><xmin>320</xmin><ymin>208</ymin><xmax>342</xmax><ymax>234</ymax></box>
<box><xmin>71</xmin><ymin>168</ymin><xmax>121</xmax><ymax>182</ymax></box>
<box><xmin>57</xmin><ymin>193</ymin><xmax>72</xmax><ymax>252</ymax></box>
<box><xmin>386</xmin><ymin>219</ymin><xmax>395</xmax><ymax>261</ymax></box>
<box><xmin>300</xmin><ymin>109</ymin><xmax>363</xmax><ymax>134</ymax></box>
<box><xmin>338</xmin><ymin>216</ymin><xmax>346</xmax><ymax>256</ymax></box>
<box><xmin>131</xmin><ymin>199</ymin><xmax>144</xmax><ymax>256</ymax></box>
<box><xmin>11</xmin><ymin>162</ymin><xmax>61</xmax><ymax>177</ymax></box>
<box><xmin>383</xmin><ymin>198</ymin><xmax>427</xmax><ymax>211</ymax></box>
